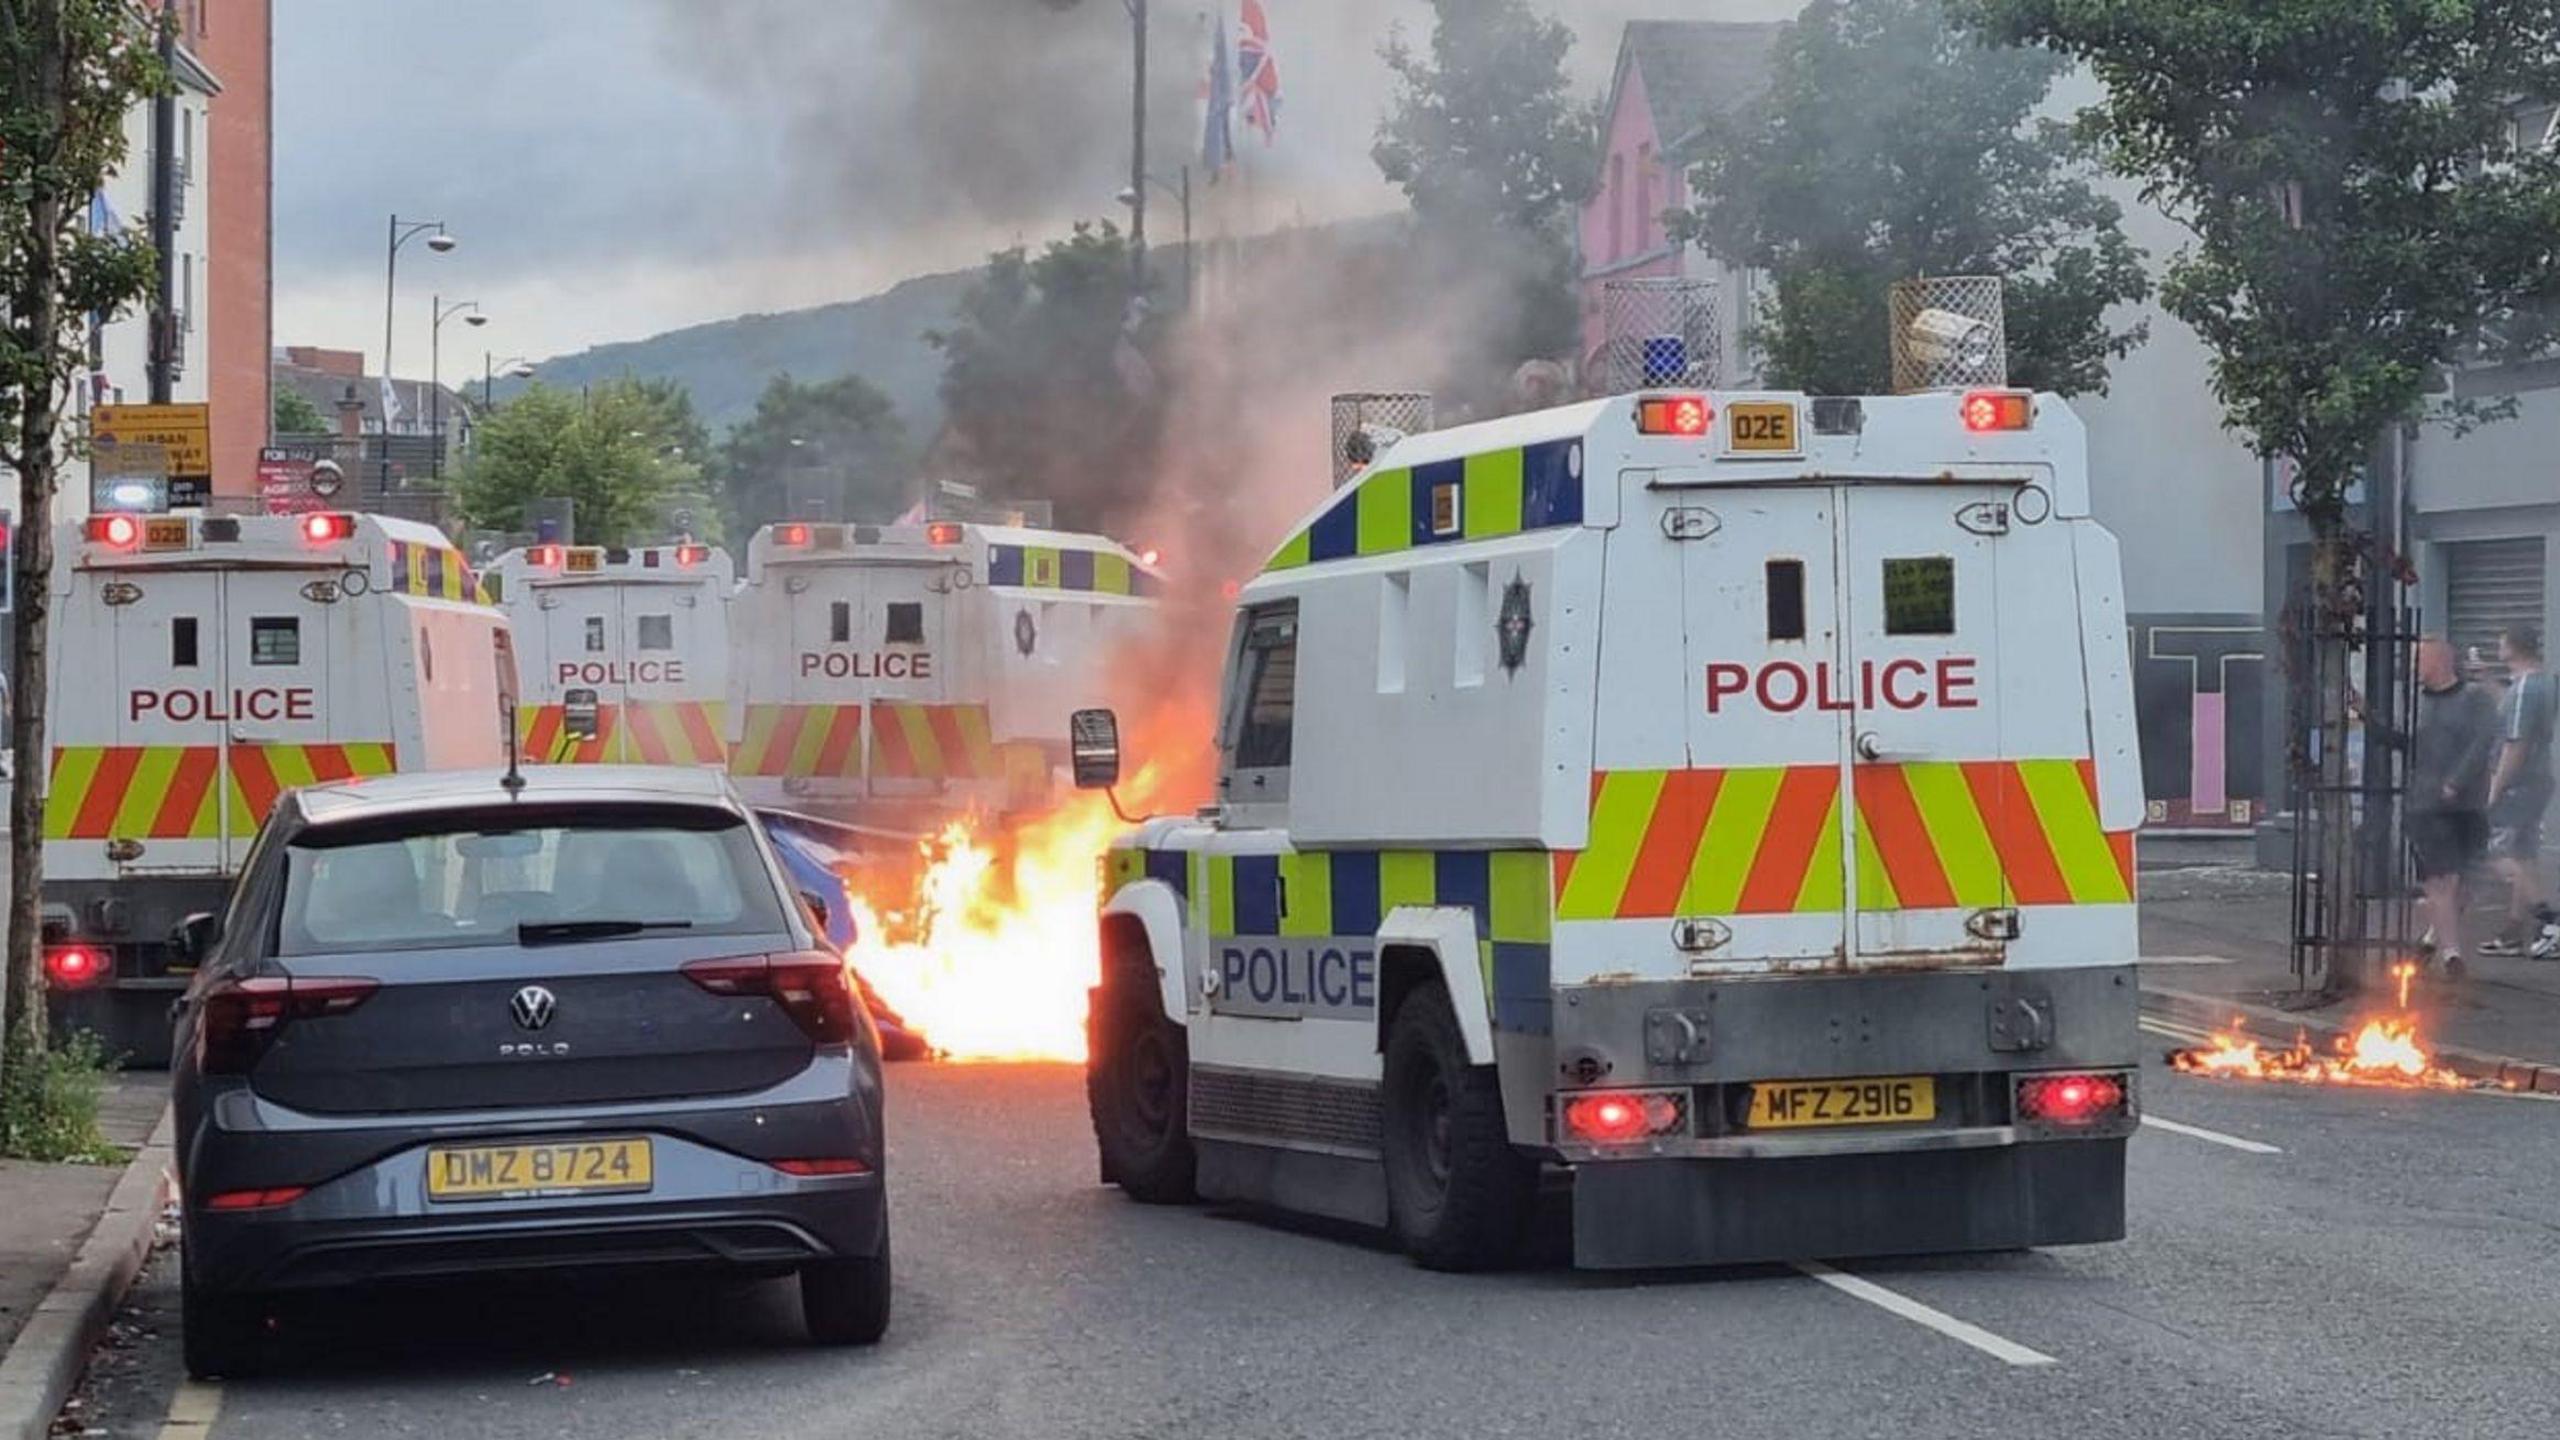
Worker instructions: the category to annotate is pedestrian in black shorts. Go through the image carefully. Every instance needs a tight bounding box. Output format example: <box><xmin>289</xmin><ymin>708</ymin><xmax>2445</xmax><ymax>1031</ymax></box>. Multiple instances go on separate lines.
<box><xmin>2482</xmin><ymin>626</ymin><xmax>2558</xmax><ymax>957</ymax></box>
<box><xmin>2387</xmin><ymin>637</ymin><xmax>2501</xmax><ymax>975</ymax></box>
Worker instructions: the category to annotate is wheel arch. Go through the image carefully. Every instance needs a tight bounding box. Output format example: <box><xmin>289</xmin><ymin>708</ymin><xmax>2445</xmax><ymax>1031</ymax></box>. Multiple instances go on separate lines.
<box><xmin>1101</xmin><ymin>879</ymin><xmax>1189</xmax><ymax>1026</ymax></box>
<box><xmin>1374</xmin><ymin>906</ymin><xmax>1495</xmax><ymax>1065</ymax></box>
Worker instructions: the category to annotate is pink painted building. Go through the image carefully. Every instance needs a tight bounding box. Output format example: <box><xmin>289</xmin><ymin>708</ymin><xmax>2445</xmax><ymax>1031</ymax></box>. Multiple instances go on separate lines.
<box><xmin>1577</xmin><ymin>21</ymin><xmax>1783</xmax><ymax>388</ymax></box>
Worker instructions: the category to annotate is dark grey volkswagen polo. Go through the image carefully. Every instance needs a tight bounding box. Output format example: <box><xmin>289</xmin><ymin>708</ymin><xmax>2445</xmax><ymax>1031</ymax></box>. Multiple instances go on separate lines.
<box><xmin>170</xmin><ymin>765</ymin><xmax>889</xmax><ymax>1377</ymax></box>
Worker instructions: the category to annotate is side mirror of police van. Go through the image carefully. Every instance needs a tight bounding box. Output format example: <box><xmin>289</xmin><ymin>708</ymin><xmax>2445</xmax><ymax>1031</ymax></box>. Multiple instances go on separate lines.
<box><xmin>1070</xmin><ymin>708</ymin><xmax>1121</xmax><ymax>790</ymax></box>
<box><xmin>172</xmin><ymin>912</ymin><xmax>221</xmax><ymax>966</ymax></box>
<box><xmin>562</xmin><ymin>688</ymin><xmax>602</xmax><ymax>742</ymax></box>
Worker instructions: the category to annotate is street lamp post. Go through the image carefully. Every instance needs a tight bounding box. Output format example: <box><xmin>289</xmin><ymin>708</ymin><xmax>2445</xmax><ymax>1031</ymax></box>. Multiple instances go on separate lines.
<box><xmin>429</xmin><ymin>296</ymin><xmax>485</xmax><ymax>483</ymax></box>
<box><xmin>1126</xmin><ymin>0</ymin><xmax>1148</xmax><ymax>291</ymax></box>
<box><xmin>484</xmin><ymin>354</ymin><xmax>535</xmax><ymax>410</ymax></box>
<box><xmin>1119</xmin><ymin>165</ymin><xmax>1191</xmax><ymax>308</ymax></box>
<box><xmin>382</xmin><ymin>214</ymin><xmax>456</xmax><ymax>492</ymax></box>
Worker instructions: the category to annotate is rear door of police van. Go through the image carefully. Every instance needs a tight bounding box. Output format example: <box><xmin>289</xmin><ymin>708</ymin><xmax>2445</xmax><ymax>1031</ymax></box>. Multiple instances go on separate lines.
<box><xmin>218</xmin><ymin>566</ymin><xmax>337</xmax><ymax>869</ymax></box>
<box><xmin>545</xmin><ymin>567</ymin><xmax>627</xmax><ymax>761</ymax></box>
<box><xmin>50</xmin><ymin>540</ymin><xmax>229</xmax><ymax>877</ymax></box>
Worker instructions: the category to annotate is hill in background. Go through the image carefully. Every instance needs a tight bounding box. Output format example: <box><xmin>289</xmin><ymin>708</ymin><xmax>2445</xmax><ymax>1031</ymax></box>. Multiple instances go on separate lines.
<box><xmin>505</xmin><ymin>266</ymin><xmax>980</xmax><ymax>440</ymax></box>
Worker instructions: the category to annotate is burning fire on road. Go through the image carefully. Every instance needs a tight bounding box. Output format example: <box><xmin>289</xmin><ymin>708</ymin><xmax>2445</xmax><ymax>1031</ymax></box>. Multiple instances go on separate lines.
<box><xmin>2169</xmin><ymin>966</ymin><xmax>2490</xmax><ymax>1089</ymax></box>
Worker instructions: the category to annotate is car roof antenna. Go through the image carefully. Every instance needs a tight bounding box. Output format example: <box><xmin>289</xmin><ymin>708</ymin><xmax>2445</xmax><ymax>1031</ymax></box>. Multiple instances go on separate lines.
<box><xmin>501</xmin><ymin>700</ymin><xmax>527</xmax><ymax>795</ymax></box>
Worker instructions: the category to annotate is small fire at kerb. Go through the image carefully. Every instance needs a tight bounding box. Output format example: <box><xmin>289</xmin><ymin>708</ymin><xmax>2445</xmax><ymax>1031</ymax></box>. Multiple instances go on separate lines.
<box><xmin>2168</xmin><ymin>965</ymin><xmax>2490</xmax><ymax>1090</ymax></box>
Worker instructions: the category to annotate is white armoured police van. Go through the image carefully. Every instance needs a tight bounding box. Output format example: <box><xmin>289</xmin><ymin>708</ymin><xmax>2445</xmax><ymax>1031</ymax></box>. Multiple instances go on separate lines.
<box><xmin>481</xmin><ymin>541</ymin><xmax>733</xmax><ymax>767</ymax></box>
<box><xmin>1081</xmin><ymin>387</ymin><xmax>2143</xmax><ymax>1270</ymax></box>
<box><xmin>727</xmin><ymin>519</ymin><xmax>1162</xmax><ymax>822</ymax></box>
<box><xmin>42</xmin><ymin>511</ymin><xmax>515</xmax><ymax>1062</ymax></box>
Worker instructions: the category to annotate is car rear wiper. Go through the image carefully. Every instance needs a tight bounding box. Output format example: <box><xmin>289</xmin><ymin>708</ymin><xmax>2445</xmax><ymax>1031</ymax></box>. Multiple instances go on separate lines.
<box><xmin>517</xmin><ymin>919</ymin><xmax>697</xmax><ymax>946</ymax></box>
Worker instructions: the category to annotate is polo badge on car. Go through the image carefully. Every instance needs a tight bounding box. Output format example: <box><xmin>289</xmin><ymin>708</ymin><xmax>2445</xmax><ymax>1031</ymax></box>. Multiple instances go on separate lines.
<box><xmin>510</xmin><ymin>985</ymin><xmax>558</xmax><ymax>1031</ymax></box>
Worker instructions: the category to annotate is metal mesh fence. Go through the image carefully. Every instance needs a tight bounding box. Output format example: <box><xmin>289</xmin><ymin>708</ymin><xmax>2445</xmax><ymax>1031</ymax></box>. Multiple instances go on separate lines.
<box><xmin>1888</xmin><ymin>275</ymin><xmax>2008</xmax><ymax>393</ymax></box>
<box><xmin>1600</xmin><ymin>278</ymin><xmax>1722</xmax><ymax>394</ymax></box>
<box><xmin>1329</xmin><ymin>392</ymin><xmax>1435</xmax><ymax>488</ymax></box>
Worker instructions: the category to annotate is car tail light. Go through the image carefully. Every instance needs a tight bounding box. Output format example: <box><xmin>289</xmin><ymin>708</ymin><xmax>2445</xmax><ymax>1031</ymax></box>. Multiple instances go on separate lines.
<box><xmin>1559</xmin><ymin>1089</ymin><xmax>1688</xmax><ymax>1144</ymax></box>
<box><xmin>198</xmin><ymin>975</ymin><xmax>379</xmax><ymax>1075</ymax></box>
<box><xmin>771</xmin><ymin>1157</ymin><xmax>870</xmax><ymax>1177</ymax></box>
<box><xmin>86</xmin><ymin>514</ymin><xmax>142</xmax><ymax>549</ymax></box>
<box><xmin>924</xmin><ymin>522</ymin><xmax>963</xmax><ymax>547</ymax></box>
<box><xmin>300</xmin><ymin>512</ymin><xmax>355</xmax><ymax>543</ymax></box>
<box><xmin>1962</xmin><ymin>390</ymin><xmax>2035</xmax><ymax>433</ymax></box>
<box><xmin>2015</xmin><ymin>1071</ymin><xmax>2130</xmax><ymax>1125</ymax></box>
<box><xmin>202</xmin><ymin>1185</ymin><xmax>308</xmax><ymax>1212</ymax></box>
<box><xmin>683</xmin><ymin>953</ymin><xmax>860</xmax><ymax>1044</ymax></box>
<box><xmin>1636</xmin><ymin>394</ymin><xmax>1713</xmax><ymax>437</ymax></box>
<box><xmin>528</xmin><ymin>543</ymin><xmax>564</xmax><ymax>568</ymax></box>
<box><xmin>44</xmin><ymin>946</ymin><xmax>106</xmax><ymax>990</ymax></box>
<box><xmin>674</xmin><ymin>543</ymin><xmax>711</xmax><ymax>568</ymax></box>
<box><xmin>775</xmin><ymin>523</ymin><xmax>812</xmax><ymax>548</ymax></box>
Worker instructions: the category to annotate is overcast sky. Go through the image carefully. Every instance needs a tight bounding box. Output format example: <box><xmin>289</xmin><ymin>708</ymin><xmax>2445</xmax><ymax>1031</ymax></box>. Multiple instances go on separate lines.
<box><xmin>275</xmin><ymin>0</ymin><xmax>1800</xmax><ymax>378</ymax></box>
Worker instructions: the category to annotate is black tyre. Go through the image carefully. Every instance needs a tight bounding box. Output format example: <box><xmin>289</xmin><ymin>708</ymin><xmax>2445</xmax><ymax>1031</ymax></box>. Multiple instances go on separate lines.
<box><xmin>1381</xmin><ymin>981</ymin><xmax>1536</xmax><ymax>1271</ymax></box>
<box><xmin>801</xmin><ymin>1237</ymin><xmax>892</xmax><ymax>1346</ymax></box>
<box><xmin>1089</xmin><ymin>971</ymin><xmax>1196</xmax><ymax>1203</ymax></box>
<box><xmin>180</xmin><ymin>1234</ymin><xmax>266</xmax><ymax>1379</ymax></box>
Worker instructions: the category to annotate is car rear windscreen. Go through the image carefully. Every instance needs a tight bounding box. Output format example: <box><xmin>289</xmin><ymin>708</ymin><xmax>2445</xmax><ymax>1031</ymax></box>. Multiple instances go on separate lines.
<box><xmin>277</xmin><ymin>817</ymin><xmax>788</xmax><ymax>956</ymax></box>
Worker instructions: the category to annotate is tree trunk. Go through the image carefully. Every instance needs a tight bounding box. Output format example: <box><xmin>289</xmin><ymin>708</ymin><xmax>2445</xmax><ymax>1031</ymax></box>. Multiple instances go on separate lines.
<box><xmin>3</xmin><ymin>0</ymin><xmax>70</xmax><ymax>1093</ymax></box>
<box><xmin>2307</xmin><ymin>519</ymin><xmax>2366</xmax><ymax>999</ymax></box>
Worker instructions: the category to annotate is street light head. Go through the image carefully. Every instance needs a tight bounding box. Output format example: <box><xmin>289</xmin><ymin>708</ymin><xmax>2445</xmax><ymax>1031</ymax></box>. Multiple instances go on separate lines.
<box><xmin>507</xmin><ymin>362</ymin><xmax>537</xmax><ymax>379</ymax></box>
<box><xmin>1116</xmin><ymin>187</ymin><xmax>1140</xmax><ymax>208</ymax></box>
<box><xmin>465</xmin><ymin>311</ymin><xmax>488</xmax><ymax>327</ymax></box>
<box><xmin>426</xmin><ymin>231</ymin><xmax>458</xmax><ymax>254</ymax></box>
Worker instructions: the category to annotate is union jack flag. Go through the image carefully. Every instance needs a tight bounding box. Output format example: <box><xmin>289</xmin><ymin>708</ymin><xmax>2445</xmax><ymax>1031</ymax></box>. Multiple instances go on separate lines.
<box><xmin>1237</xmin><ymin>0</ymin><xmax>1280</xmax><ymax>144</ymax></box>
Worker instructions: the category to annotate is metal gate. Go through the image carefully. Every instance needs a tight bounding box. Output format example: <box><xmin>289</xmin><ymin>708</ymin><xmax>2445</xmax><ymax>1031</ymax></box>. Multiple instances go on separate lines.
<box><xmin>2444</xmin><ymin>536</ymin><xmax>2546</xmax><ymax>668</ymax></box>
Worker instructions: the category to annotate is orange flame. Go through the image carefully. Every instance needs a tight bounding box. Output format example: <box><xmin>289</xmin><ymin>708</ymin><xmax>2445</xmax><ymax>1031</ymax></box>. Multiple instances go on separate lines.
<box><xmin>2170</xmin><ymin>1009</ymin><xmax>2481</xmax><ymax>1090</ymax></box>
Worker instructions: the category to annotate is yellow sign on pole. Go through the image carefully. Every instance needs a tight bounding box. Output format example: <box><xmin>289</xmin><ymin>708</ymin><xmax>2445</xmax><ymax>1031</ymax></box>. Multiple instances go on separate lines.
<box><xmin>93</xmin><ymin>403</ymin><xmax>213</xmax><ymax>479</ymax></box>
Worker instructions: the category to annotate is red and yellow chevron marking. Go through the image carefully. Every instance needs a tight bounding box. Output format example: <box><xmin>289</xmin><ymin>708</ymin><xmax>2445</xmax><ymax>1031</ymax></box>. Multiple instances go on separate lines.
<box><xmin>867</xmin><ymin>702</ymin><xmax>997</xmax><ymax>782</ymax></box>
<box><xmin>45</xmin><ymin>742</ymin><xmax>398</xmax><ymax>842</ymax></box>
<box><xmin>729</xmin><ymin>704</ymin><xmax>863</xmax><ymax>779</ymax></box>
<box><xmin>519</xmin><ymin>702</ymin><xmax>728</xmax><ymax>766</ymax></box>
<box><xmin>1553</xmin><ymin>759</ymin><xmax>2134</xmax><ymax>921</ymax></box>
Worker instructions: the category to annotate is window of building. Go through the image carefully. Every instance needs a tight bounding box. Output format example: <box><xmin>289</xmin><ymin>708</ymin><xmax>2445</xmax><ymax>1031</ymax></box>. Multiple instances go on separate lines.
<box><xmin>1882</xmin><ymin>558</ymin><xmax>1957</xmax><ymax>636</ymax></box>
<box><xmin>1608</xmin><ymin>153</ymin><xmax>1626</xmax><ymax>258</ymax></box>
<box><xmin>1767</xmin><ymin>560</ymin><xmax>1806</xmax><ymax>641</ymax></box>
<box><xmin>171</xmin><ymin>616</ymin><xmax>198</xmax><ymax>668</ymax></box>
<box><xmin>637</xmin><ymin>614</ymin><xmax>674</xmax><ymax>651</ymax></box>
<box><xmin>884</xmin><ymin>601</ymin><xmax>924</xmax><ymax>645</ymax></box>
<box><xmin>1636</xmin><ymin>142</ymin><xmax>1657</xmax><ymax>250</ymax></box>
<box><xmin>250</xmin><ymin>617</ymin><xmax>300</xmax><ymax>666</ymax></box>
<box><xmin>829</xmin><ymin>600</ymin><xmax>851</xmax><ymax>644</ymax></box>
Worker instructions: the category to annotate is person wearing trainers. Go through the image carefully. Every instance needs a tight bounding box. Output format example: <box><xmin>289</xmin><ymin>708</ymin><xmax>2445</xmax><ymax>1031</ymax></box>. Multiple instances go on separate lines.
<box><xmin>2391</xmin><ymin>637</ymin><xmax>2502</xmax><ymax>976</ymax></box>
<box><xmin>2482</xmin><ymin>627</ymin><xmax>2557</xmax><ymax>957</ymax></box>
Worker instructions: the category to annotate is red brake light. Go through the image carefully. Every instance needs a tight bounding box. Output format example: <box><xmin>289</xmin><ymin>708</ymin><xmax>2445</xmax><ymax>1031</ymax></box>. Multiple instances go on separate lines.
<box><xmin>771</xmin><ymin>1157</ymin><xmax>870</xmax><ymax>1177</ymax></box>
<box><xmin>924</xmin><ymin>522</ymin><xmax>963</xmax><ymax>547</ymax></box>
<box><xmin>2016</xmin><ymin>1072</ymin><xmax>2128</xmax><ymax>1124</ymax></box>
<box><xmin>683</xmin><ymin>953</ymin><xmax>860</xmax><ymax>1044</ymax></box>
<box><xmin>1962</xmin><ymin>390</ymin><xmax>2034</xmax><ymax>433</ymax></box>
<box><xmin>674</xmin><ymin>543</ymin><xmax>710</xmax><ymax>568</ymax></box>
<box><xmin>1561</xmin><ymin>1089</ymin><xmax>1687</xmax><ymax>1144</ymax></box>
<box><xmin>776</xmin><ymin>523</ymin><xmax>812</xmax><ymax>548</ymax></box>
<box><xmin>1636</xmin><ymin>394</ymin><xmax>1713</xmax><ymax>437</ymax></box>
<box><xmin>44</xmin><ymin>946</ymin><xmax>105</xmax><ymax>990</ymax></box>
<box><xmin>301</xmin><ymin>512</ymin><xmax>354</xmax><ymax>543</ymax></box>
<box><xmin>528</xmin><ymin>543</ymin><xmax>563</xmax><ymax>568</ymax></box>
<box><xmin>198</xmin><ymin>975</ymin><xmax>378</xmax><ymax>1074</ymax></box>
<box><xmin>203</xmin><ymin>1186</ymin><xmax>308</xmax><ymax>1212</ymax></box>
<box><xmin>86</xmin><ymin>514</ymin><xmax>141</xmax><ymax>549</ymax></box>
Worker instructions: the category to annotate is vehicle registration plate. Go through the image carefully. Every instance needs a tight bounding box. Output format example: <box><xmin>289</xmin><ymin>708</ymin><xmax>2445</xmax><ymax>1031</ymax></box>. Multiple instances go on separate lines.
<box><xmin>1746</xmin><ymin>1077</ymin><xmax>1935</xmax><ymax>1130</ymax></box>
<box><xmin>142</xmin><ymin>517</ymin><xmax>193</xmax><ymax>551</ymax></box>
<box><xmin>1723</xmin><ymin>400</ymin><xmax>1801</xmax><ymax>455</ymax></box>
<box><xmin>425</xmin><ymin>1137</ymin><xmax>652</xmax><ymax>1202</ymax></box>
<box><xmin>565</xmin><ymin>548</ymin><xmax>603</xmax><ymax>573</ymax></box>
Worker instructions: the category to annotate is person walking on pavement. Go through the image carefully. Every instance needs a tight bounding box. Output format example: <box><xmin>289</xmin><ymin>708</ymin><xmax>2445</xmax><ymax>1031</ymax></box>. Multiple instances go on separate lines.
<box><xmin>2389</xmin><ymin>635</ymin><xmax>2502</xmax><ymax>976</ymax></box>
<box><xmin>2480</xmin><ymin>626</ymin><xmax>2558</xmax><ymax>957</ymax></box>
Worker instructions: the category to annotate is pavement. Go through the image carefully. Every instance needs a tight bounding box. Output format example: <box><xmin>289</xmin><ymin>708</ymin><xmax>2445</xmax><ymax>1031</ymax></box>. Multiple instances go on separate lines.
<box><xmin>53</xmin><ymin>1058</ymin><xmax>2560</xmax><ymax>1440</ymax></box>
<box><xmin>0</xmin><ymin>1074</ymin><xmax>167</xmax><ymax>1440</ymax></box>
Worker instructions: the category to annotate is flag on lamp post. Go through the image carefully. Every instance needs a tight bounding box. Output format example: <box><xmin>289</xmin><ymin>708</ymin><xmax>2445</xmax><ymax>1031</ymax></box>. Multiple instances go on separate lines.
<box><xmin>1202</xmin><ymin>7</ymin><xmax>1235</xmax><ymax>179</ymax></box>
<box><xmin>1238</xmin><ymin>0</ymin><xmax>1281</xmax><ymax>144</ymax></box>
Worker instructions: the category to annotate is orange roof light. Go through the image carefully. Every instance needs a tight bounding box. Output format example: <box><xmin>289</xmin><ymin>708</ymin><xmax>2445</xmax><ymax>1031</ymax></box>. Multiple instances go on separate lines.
<box><xmin>776</xmin><ymin>523</ymin><xmax>812</xmax><ymax>548</ymax></box>
<box><xmin>301</xmin><ymin>512</ymin><xmax>355</xmax><ymax>543</ymax></box>
<box><xmin>528</xmin><ymin>543</ymin><xmax>564</xmax><ymax>568</ymax></box>
<box><xmin>86</xmin><ymin>514</ymin><xmax>141</xmax><ymax>549</ymax></box>
<box><xmin>925</xmin><ymin>522</ymin><xmax>964</xmax><ymax>547</ymax></box>
<box><xmin>674</xmin><ymin>543</ymin><xmax>711</xmax><ymax>568</ymax></box>
<box><xmin>1962</xmin><ymin>390</ymin><xmax>2034</xmax><ymax>433</ymax></box>
<box><xmin>1636</xmin><ymin>393</ymin><xmax>1714</xmax><ymax>437</ymax></box>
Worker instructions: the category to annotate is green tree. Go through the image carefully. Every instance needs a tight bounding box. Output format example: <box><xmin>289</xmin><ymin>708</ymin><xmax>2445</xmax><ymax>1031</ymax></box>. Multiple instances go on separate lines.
<box><xmin>1680</xmin><ymin>0</ymin><xmax>2148</xmax><ymax>396</ymax></box>
<box><xmin>456</xmin><ymin>380</ymin><xmax>702</xmax><ymax>546</ymax></box>
<box><xmin>272</xmin><ymin>385</ymin><xmax>328</xmax><ymax>435</ymax></box>
<box><xmin>718</xmin><ymin>372</ymin><xmax>908</xmax><ymax>533</ymax></box>
<box><xmin>930</xmin><ymin>221</ymin><xmax>1161</xmax><ymax>532</ymax></box>
<box><xmin>1</xmin><ymin>0</ymin><xmax>166</xmax><ymax>1139</ymax></box>
<box><xmin>1372</xmin><ymin>0</ymin><xmax>1599</xmax><ymax>381</ymax></box>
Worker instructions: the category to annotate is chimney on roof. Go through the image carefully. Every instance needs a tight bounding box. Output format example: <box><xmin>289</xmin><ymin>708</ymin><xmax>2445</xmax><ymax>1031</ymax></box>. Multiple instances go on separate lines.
<box><xmin>287</xmin><ymin>346</ymin><xmax>367</xmax><ymax>378</ymax></box>
<box><xmin>336</xmin><ymin>383</ymin><xmax>366</xmax><ymax>440</ymax></box>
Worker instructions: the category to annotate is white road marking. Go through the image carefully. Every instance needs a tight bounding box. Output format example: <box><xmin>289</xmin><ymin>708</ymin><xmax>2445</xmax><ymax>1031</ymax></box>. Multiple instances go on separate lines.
<box><xmin>2140</xmin><ymin>1114</ymin><xmax>2282</xmax><ymax>1154</ymax></box>
<box><xmin>158</xmin><ymin>1380</ymin><xmax>221</xmax><ymax>1438</ymax></box>
<box><xmin>2139</xmin><ymin>1018</ymin><xmax>2214</xmax><ymax>1044</ymax></box>
<box><xmin>1792</xmin><ymin>1260</ymin><xmax>2058</xmax><ymax>1368</ymax></box>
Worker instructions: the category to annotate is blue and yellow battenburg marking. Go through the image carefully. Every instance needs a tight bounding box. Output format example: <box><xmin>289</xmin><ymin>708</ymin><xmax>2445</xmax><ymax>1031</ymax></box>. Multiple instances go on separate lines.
<box><xmin>385</xmin><ymin>540</ymin><xmax>478</xmax><ymax>602</ymax></box>
<box><xmin>988</xmin><ymin>544</ymin><xmax>1158</xmax><ymax>596</ymax></box>
<box><xmin>1104</xmin><ymin>844</ymin><xmax>1554</xmax><ymax>1035</ymax></box>
<box><xmin>1263</xmin><ymin>438</ymin><xmax>1585</xmax><ymax>574</ymax></box>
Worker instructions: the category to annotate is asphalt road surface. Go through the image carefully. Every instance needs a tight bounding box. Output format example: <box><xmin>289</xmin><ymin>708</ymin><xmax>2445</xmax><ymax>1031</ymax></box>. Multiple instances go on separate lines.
<box><xmin>70</xmin><ymin>1047</ymin><xmax>2560</xmax><ymax>1440</ymax></box>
